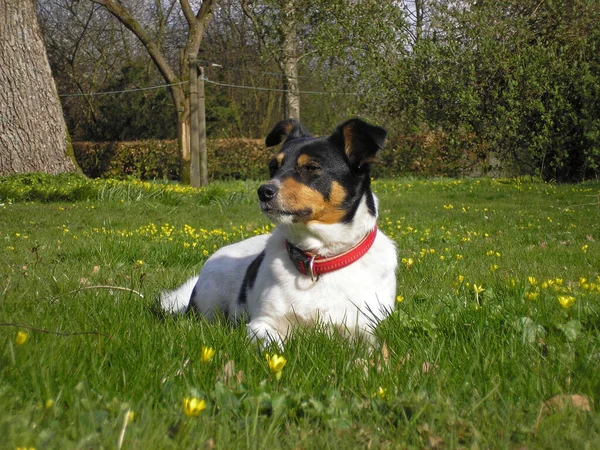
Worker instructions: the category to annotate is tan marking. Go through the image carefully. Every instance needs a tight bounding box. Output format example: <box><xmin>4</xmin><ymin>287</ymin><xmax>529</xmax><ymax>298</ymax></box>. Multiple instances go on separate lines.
<box><xmin>361</xmin><ymin>155</ymin><xmax>378</xmax><ymax>165</ymax></box>
<box><xmin>314</xmin><ymin>181</ymin><xmax>348</xmax><ymax>224</ymax></box>
<box><xmin>343</xmin><ymin>125</ymin><xmax>354</xmax><ymax>158</ymax></box>
<box><xmin>279</xmin><ymin>178</ymin><xmax>348</xmax><ymax>224</ymax></box>
<box><xmin>276</xmin><ymin>153</ymin><xmax>284</xmax><ymax>165</ymax></box>
<box><xmin>281</xmin><ymin>121</ymin><xmax>293</xmax><ymax>136</ymax></box>
<box><xmin>343</xmin><ymin>124</ymin><xmax>379</xmax><ymax>167</ymax></box>
<box><xmin>296</xmin><ymin>154</ymin><xmax>312</xmax><ymax>166</ymax></box>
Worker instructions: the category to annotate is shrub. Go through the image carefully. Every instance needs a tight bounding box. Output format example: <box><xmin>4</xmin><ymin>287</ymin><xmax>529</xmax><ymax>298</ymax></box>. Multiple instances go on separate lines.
<box><xmin>373</xmin><ymin>127</ymin><xmax>487</xmax><ymax>178</ymax></box>
<box><xmin>73</xmin><ymin>134</ymin><xmax>490</xmax><ymax>181</ymax></box>
<box><xmin>73</xmin><ymin>139</ymin><xmax>271</xmax><ymax>181</ymax></box>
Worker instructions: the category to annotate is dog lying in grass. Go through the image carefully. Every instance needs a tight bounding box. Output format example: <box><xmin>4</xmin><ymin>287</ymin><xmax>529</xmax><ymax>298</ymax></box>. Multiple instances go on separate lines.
<box><xmin>160</xmin><ymin>118</ymin><xmax>397</xmax><ymax>346</ymax></box>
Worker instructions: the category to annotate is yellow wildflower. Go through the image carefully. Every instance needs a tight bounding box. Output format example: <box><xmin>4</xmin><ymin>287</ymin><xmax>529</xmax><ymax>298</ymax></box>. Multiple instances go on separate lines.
<box><xmin>266</xmin><ymin>353</ymin><xmax>287</xmax><ymax>375</ymax></box>
<box><xmin>45</xmin><ymin>399</ymin><xmax>55</xmax><ymax>409</ymax></box>
<box><xmin>201</xmin><ymin>346</ymin><xmax>216</xmax><ymax>363</ymax></box>
<box><xmin>183</xmin><ymin>397</ymin><xmax>206</xmax><ymax>417</ymax></box>
<box><xmin>373</xmin><ymin>387</ymin><xmax>387</xmax><ymax>399</ymax></box>
<box><xmin>473</xmin><ymin>284</ymin><xmax>484</xmax><ymax>310</ymax></box>
<box><xmin>396</xmin><ymin>295</ymin><xmax>404</xmax><ymax>303</ymax></box>
<box><xmin>525</xmin><ymin>292</ymin><xmax>539</xmax><ymax>301</ymax></box>
<box><xmin>558</xmin><ymin>295</ymin><xmax>576</xmax><ymax>309</ymax></box>
<box><xmin>401</xmin><ymin>257</ymin><xmax>414</xmax><ymax>268</ymax></box>
<box><xmin>528</xmin><ymin>277</ymin><xmax>537</xmax><ymax>286</ymax></box>
<box><xmin>15</xmin><ymin>331</ymin><xmax>28</xmax><ymax>345</ymax></box>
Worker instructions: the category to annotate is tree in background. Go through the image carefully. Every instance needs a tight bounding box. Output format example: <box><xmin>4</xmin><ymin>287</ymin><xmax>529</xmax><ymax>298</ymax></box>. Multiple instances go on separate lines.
<box><xmin>37</xmin><ymin>0</ymin><xmax>600</xmax><ymax>181</ymax></box>
<box><xmin>430</xmin><ymin>0</ymin><xmax>600</xmax><ymax>180</ymax></box>
<box><xmin>39</xmin><ymin>1</ymin><xmax>176</xmax><ymax>142</ymax></box>
<box><xmin>340</xmin><ymin>0</ymin><xmax>600</xmax><ymax>180</ymax></box>
<box><xmin>89</xmin><ymin>0</ymin><xmax>220</xmax><ymax>184</ymax></box>
<box><xmin>237</xmin><ymin>0</ymin><xmax>406</xmax><ymax>131</ymax></box>
<box><xmin>241</xmin><ymin>0</ymin><xmax>300</xmax><ymax>119</ymax></box>
<box><xmin>0</xmin><ymin>0</ymin><xmax>78</xmax><ymax>175</ymax></box>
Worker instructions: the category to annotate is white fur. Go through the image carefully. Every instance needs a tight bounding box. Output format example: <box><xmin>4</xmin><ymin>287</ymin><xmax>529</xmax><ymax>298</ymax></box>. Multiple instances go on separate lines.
<box><xmin>160</xmin><ymin>194</ymin><xmax>397</xmax><ymax>347</ymax></box>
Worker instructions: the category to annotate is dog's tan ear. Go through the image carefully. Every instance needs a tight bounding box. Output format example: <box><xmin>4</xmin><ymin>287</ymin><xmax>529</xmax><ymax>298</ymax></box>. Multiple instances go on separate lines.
<box><xmin>265</xmin><ymin>119</ymin><xmax>311</xmax><ymax>148</ymax></box>
<box><xmin>329</xmin><ymin>118</ymin><xmax>387</xmax><ymax>169</ymax></box>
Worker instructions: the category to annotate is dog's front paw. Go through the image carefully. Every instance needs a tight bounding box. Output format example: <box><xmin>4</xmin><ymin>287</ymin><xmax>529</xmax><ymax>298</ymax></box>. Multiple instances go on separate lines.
<box><xmin>246</xmin><ymin>320</ymin><xmax>285</xmax><ymax>349</ymax></box>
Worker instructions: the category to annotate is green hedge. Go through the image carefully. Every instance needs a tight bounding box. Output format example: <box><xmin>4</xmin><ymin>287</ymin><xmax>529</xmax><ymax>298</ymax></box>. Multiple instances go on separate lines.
<box><xmin>73</xmin><ymin>135</ymin><xmax>486</xmax><ymax>181</ymax></box>
<box><xmin>73</xmin><ymin>139</ymin><xmax>271</xmax><ymax>181</ymax></box>
<box><xmin>376</xmin><ymin>128</ymin><xmax>486</xmax><ymax>178</ymax></box>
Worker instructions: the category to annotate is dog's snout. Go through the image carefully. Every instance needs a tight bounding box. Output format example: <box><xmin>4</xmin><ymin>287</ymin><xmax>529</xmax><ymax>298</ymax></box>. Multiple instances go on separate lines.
<box><xmin>258</xmin><ymin>184</ymin><xmax>278</xmax><ymax>202</ymax></box>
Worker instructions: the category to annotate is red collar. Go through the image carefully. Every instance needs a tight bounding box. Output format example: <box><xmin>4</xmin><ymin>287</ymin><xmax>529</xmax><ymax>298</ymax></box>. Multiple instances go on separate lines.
<box><xmin>284</xmin><ymin>227</ymin><xmax>378</xmax><ymax>281</ymax></box>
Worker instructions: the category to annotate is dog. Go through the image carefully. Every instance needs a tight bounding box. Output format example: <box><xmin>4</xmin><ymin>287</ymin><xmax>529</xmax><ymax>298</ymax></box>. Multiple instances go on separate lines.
<box><xmin>160</xmin><ymin>118</ymin><xmax>398</xmax><ymax>346</ymax></box>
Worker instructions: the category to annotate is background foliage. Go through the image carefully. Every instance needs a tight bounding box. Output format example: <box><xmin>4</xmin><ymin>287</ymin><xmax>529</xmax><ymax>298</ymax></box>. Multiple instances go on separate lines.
<box><xmin>72</xmin><ymin>139</ymin><xmax>271</xmax><ymax>181</ymax></box>
<box><xmin>39</xmin><ymin>0</ymin><xmax>600</xmax><ymax>181</ymax></box>
<box><xmin>72</xmin><ymin>134</ymin><xmax>485</xmax><ymax>181</ymax></box>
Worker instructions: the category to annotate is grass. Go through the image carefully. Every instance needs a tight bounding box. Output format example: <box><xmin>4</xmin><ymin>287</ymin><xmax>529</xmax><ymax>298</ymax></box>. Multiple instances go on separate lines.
<box><xmin>1</xmin><ymin>173</ymin><xmax>600</xmax><ymax>449</ymax></box>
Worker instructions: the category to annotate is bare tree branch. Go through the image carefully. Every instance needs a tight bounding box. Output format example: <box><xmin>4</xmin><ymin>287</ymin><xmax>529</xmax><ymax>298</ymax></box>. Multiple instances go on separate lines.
<box><xmin>179</xmin><ymin>0</ymin><xmax>196</xmax><ymax>26</ymax></box>
<box><xmin>90</xmin><ymin>0</ymin><xmax>179</xmax><ymax>85</ymax></box>
<box><xmin>182</xmin><ymin>0</ymin><xmax>219</xmax><ymax>63</ymax></box>
<box><xmin>240</xmin><ymin>0</ymin><xmax>283</xmax><ymax>71</ymax></box>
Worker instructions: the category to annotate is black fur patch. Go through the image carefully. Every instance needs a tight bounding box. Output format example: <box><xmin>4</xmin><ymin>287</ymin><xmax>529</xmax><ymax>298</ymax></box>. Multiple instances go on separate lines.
<box><xmin>237</xmin><ymin>251</ymin><xmax>266</xmax><ymax>305</ymax></box>
<box><xmin>184</xmin><ymin>285</ymin><xmax>198</xmax><ymax>315</ymax></box>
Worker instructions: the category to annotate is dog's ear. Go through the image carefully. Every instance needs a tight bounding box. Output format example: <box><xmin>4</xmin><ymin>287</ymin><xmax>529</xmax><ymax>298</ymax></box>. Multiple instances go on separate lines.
<box><xmin>265</xmin><ymin>119</ymin><xmax>311</xmax><ymax>148</ymax></box>
<box><xmin>329</xmin><ymin>118</ymin><xmax>387</xmax><ymax>169</ymax></box>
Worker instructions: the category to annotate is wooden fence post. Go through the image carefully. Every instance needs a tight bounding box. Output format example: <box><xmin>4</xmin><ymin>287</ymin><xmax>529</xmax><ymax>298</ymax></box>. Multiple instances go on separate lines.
<box><xmin>198</xmin><ymin>66</ymin><xmax>207</xmax><ymax>186</ymax></box>
<box><xmin>189</xmin><ymin>55</ymin><xmax>200</xmax><ymax>187</ymax></box>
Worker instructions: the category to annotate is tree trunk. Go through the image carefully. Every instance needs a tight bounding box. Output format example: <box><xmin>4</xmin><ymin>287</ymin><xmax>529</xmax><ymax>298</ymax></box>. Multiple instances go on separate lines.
<box><xmin>0</xmin><ymin>0</ymin><xmax>77</xmax><ymax>175</ymax></box>
<box><xmin>178</xmin><ymin>109</ymin><xmax>191</xmax><ymax>185</ymax></box>
<box><xmin>415</xmin><ymin>0</ymin><xmax>423</xmax><ymax>44</ymax></box>
<box><xmin>168</xmin><ymin>70</ymin><xmax>191</xmax><ymax>184</ymax></box>
<box><xmin>282</xmin><ymin>0</ymin><xmax>300</xmax><ymax>120</ymax></box>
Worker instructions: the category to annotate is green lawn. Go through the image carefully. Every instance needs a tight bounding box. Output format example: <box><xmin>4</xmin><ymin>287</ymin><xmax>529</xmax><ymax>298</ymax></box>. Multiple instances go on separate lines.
<box><xmin>1</xmin><ymin>174</ymin><xmax>599</xmax><ymax>449</ymax></box>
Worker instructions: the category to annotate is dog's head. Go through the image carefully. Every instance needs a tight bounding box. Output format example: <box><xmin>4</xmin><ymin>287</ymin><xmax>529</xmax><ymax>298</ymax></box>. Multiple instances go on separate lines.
<box><xmin>257</xmin><ymin>118</ymin><xmax>387</xmax><ymax>225</ymax></box>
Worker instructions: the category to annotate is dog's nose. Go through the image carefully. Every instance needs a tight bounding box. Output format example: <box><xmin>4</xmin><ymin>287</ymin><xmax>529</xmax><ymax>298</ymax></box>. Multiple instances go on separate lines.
<box><xmin>258</xmin><ymin>184</ymin><xmax>278</xmax><ymax>202</ymax></box>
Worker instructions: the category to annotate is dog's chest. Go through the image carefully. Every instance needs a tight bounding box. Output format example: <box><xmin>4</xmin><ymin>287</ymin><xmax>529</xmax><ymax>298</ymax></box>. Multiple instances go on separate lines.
<box><xmin>245</xmin><ymin>245</ymin><xmax>390</xmax><ymax>323</ymax></box>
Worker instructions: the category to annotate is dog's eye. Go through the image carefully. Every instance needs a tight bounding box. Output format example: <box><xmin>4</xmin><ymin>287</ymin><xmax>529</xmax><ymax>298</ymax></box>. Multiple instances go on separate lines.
<box><xmin>301</xmin><ymin>162</ymin><xmax>322</xmax><ymax>174</ymax></box>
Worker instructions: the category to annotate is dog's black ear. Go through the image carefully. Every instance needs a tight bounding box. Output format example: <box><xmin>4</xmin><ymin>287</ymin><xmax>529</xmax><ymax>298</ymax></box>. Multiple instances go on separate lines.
<box><xmin>329</xmin><ymin>118</ymin><xmax>387</xmax><ymax>169</ymax></box>
<box><xmin>265</xmin><ymin>119</ymin><xmax>311</xmax><ymax>148</ymax></box>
